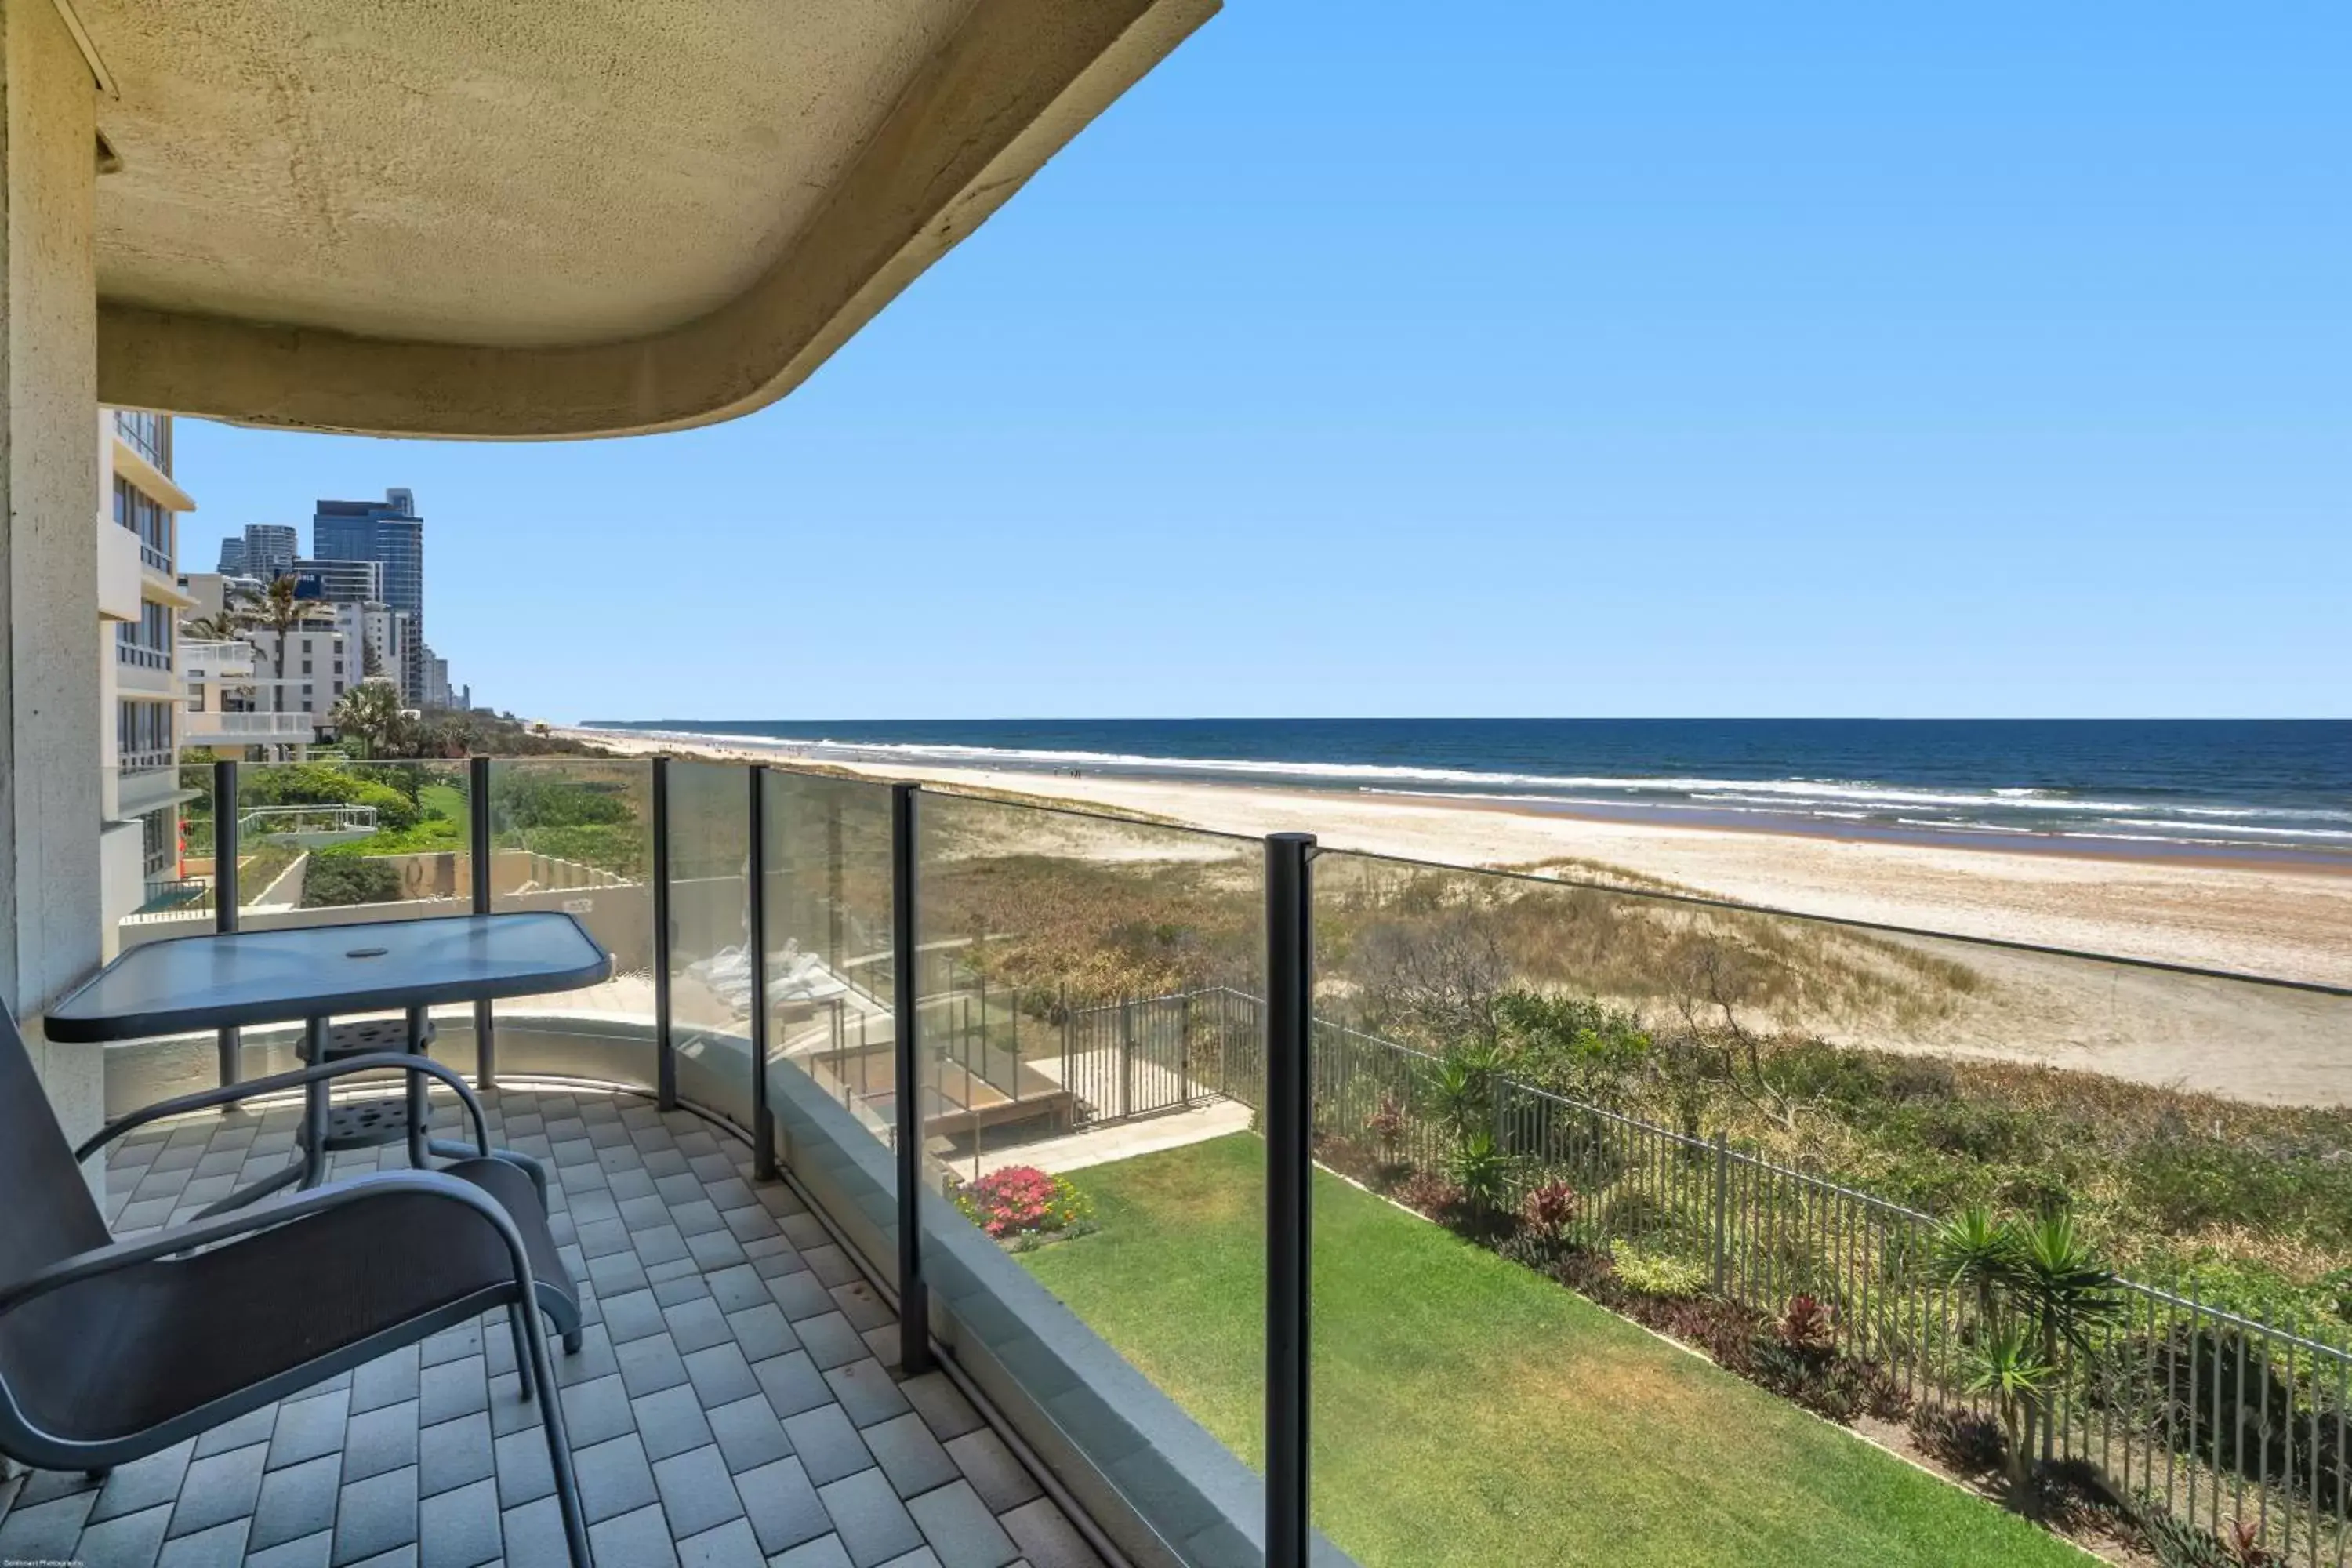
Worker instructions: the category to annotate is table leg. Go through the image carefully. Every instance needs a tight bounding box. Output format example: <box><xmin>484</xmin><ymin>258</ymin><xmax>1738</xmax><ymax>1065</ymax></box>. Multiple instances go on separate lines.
<box><xmin>405</xmin><ymin>1004</ymin><xmax>432</xmax><ymax>1168</ymax></box>
<box><xmin>299</xmin><ymin>1016</ymin><xmax>331</xmax><ymax>1189</ymax></box>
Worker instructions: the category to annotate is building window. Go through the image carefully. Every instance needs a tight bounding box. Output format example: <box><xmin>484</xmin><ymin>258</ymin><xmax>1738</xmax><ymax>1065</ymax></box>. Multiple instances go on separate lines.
<box><xmin>301</xmin><ymin>659</ymin><xmax>313</xmax><ymax>674</ymax></box>
<box><xmin>111</xmin><ymin>477</ymin><xmax>171</xmax><ymax>572</ymax></box>
<box><xmin>140</xmin><ymin>808</ymin><xmax>176</xmax><ymax>879</ymax></box>
<box><xmin>117</xmin><ymin>699</ymin><xmax>172</xmax><ymax>768</ymax></box>
<box><xmin>114</xmin><ymin>410</ymin><xmax>167</xmax><ymax>468</ymax></box>
<box><xmin>114</xmin><ymin>601</ymin><xmax>176</xmax><ymax>669</ymax></box>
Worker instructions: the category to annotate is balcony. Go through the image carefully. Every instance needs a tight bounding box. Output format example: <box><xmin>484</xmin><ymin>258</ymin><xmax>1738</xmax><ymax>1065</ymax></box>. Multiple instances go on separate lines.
<box><xmin>60</xmin><ymin>753</ymin><xmax>2352</xmax><ymax>1568</ymax></box>
<box><xmin>112</xmin><ymin>756</ymin><xmax>191</xmax><ymax>818</ymax></box>
<box><xmin>183</xmin><ymin>638</ymin><xmax>257</xmax><ymax>683</ymax></box>
<box><xmin>183</xmin><ymin>709</ymin><xmax>316</xmax><ymax>746</ymax></box>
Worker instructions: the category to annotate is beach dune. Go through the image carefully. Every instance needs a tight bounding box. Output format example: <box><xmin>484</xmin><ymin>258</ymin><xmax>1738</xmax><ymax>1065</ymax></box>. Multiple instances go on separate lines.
<box><xmin>556</xmin><ymin>727</ymin><xmax>2352</xmax><ymax>1105</ymax></box>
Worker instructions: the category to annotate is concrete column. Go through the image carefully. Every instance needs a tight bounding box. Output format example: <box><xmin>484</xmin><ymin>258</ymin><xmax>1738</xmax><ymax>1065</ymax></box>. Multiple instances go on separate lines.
<box><xmin>0</xmin><ymin>0</ymin><xmax>103</xmax><ymax>1145</ymax></box>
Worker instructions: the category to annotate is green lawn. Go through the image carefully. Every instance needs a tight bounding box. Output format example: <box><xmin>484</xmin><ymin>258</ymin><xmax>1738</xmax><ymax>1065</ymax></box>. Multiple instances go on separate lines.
<box><xmin>419</xmin><ymin>781</ymin><xmax>469</xmax><ymax>829</ymax></box>
<box><xmin>1022</xmin><ymin>1135</ymin><xmax>2084</xmax><ymax>1568</ymax></box>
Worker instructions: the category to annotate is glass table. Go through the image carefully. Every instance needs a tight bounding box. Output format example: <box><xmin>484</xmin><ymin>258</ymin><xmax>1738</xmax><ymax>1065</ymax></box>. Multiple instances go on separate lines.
<box><xmin>49</xmin><ymin>913</ymin><xmax>613</xmax><ymax>1208</ymax></box>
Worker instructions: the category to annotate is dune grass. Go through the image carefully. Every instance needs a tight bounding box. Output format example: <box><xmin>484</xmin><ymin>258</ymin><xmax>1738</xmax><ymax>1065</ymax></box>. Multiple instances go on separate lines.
<box><xmin>1022</xmin><ymin>1135</ymin><xmax>2085</xmax><ymax>1568</ymax></box>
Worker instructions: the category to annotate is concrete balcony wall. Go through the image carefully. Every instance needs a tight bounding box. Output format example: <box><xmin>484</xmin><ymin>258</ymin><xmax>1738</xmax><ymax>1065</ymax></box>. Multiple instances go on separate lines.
<box><xmin>96</xmin><ymin>818</ymin><xmax>143</xmax><ymax>960</ymax></box>
<box><xmin>96</xmin><ymin>515</ymin><xmax>142</xmax><ymax>621</ymax></box>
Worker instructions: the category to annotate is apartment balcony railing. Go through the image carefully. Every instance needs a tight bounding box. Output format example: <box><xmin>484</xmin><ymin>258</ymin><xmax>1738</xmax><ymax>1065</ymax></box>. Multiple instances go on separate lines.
<box><xmin>181</xmin><ymin>637</ymin><xmax>256</xmax><ymax>681</ymax></box>
<box><xmin>114</xmin><ymin>408</ymin><xmax>167</xmax><ymax>467</ymax></box>
<box><xmin>86</xmin><ymin>754</ymin><xmax>2352</xmax><ymax>1568</ymax></box>
<box><xmin>137</xmin><ymin>540</ymin><xmax>172</xmax><ymax>575</ymax></box>
<box><xmin>182</xmin><ymin>709</ymin><xmax>314</xmax><ymax>742</ymax></box>
<box><xmin>114</xmin><ymin>641</ymin><xmax>171</xmax><ymax>671</ymax></box>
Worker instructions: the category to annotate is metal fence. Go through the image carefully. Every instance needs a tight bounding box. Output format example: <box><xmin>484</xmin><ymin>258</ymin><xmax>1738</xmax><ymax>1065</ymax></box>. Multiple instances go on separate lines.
<box><xmin>1153</xmin><ymin>985</ymin><xmax>2351</xmax><ymax>1564</ymax></box>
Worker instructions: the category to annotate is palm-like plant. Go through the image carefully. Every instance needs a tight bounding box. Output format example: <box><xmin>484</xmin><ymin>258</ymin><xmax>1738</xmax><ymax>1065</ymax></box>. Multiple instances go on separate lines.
<box><xmin>254</xmin><ymin>575</ymin><xmax>329</xmax><ymax>757</ymax></box>
<box><xmin>180</xmin><ymin>607</ymin><xmax>247</xmax><ymax>642</ymax></box>
<box><xmin>331</xmin><ymin>681</ymin><xmax>414</xmax><ymax>759</ymax></box>
<box><xmin>1424</xmin><ymin>1043</ymin><xmax>1500</xmax><ymax>1145</ymax></box>
<box><xmin>1446</xmin><ymin>1131</ymin><xmax>1516</xmax><ymax>1216</ymax></box>
<box><xmin>1930</xmin><ymin>1205</ymin><xmax>2122</xmax><ymax>1510</ymax></box>
<box><xmin>2011</xmin><ymin>1211</ymin><xmax>2124</xmax><ymax>1356</ymax></box>
<box><xmin>1929</xmin><ymin>1204</ymin><xmax>2020</xmax><ymax>1328</ymax></box>
<box><xmin>1962</xmin><ymin>1319</ymin><xmax>2053</xmax><ymax>1500</ymax></box>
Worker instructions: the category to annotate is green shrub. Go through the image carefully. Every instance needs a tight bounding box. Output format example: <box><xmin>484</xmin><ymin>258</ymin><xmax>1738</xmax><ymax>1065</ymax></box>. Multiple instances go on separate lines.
<box><xmin>1611</xmin><ymin>1240</ymin><xmax>1708</xmax><ymax>1298</ymax></box>
<box><xmin>302</xmin><ymin>854</ymin><xmax>401</xmax><ymax>908</ymax></box>
<box><xmin>503</xmin><ymin>823</ymin><xmax>644</xmax><ymax>877</ymax></box>
<box><xmin>492</xmin><ymin>771</ymin><xmax>634</xmax><ymax>830</ymax></box>
<box><xmin>240</xmin><ymin>762</ymin><xmax>419</xmax><ymax>831</ymax></box>
<box><xmin>348</xmin><ymin>819</ymin><xmax>463</xmax><ymax>855</ymax></box>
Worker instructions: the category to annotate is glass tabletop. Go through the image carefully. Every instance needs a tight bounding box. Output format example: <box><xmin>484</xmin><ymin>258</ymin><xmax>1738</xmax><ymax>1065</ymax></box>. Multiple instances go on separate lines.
<box><xmin>45</xmin><ymin>913</ymin><xmax>613</xmax><ymax>1042</ymax></box>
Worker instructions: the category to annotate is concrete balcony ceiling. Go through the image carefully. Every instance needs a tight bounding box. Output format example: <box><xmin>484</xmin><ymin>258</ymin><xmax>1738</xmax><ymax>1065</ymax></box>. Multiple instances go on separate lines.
<box><xmin>81</xmin><ymin>0</ymin><xmax>1215</xmax><ymax>439</ymax></box>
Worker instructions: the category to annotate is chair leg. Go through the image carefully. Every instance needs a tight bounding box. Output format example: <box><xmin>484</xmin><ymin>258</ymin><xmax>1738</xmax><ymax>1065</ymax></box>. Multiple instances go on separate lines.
<box><xmin>517</xmin><ymin>1290</ymin><xmax>593</xmax><ymax>1567</ymax></box>
<box><xmin>509</xmin><ymin>1307</ymin><xmax>534</xmax><ymax>1403</ymax></box>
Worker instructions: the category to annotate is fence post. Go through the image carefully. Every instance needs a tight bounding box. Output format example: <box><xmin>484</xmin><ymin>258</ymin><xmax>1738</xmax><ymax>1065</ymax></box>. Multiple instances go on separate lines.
<box><xmin>1217</xmin><ymin>988</ymin><xmax>1230</xmax><ymax>1100</ymax></box>
<box><xmin>748</xmin><ymin>766</ymin><xmax>775</xmax><ymax>1179</ymax></box>
<box><xmin>652</xmin><ymin>757</ymin><xmax>675</xmax><ymax>1110</ymax></box>
<box><xmin>1265</xmin><ymin>832</ymin><xmax>1316</xmax><ymax>1568</ymax></box>
<box><xmin>1118</xmin><ymin>997</ymin><xmax>1135</xmax><ymax>1120</ymax></box>
<box><xmin>890</xmin><ymin>782</ymin><xmax>934</xmax><ymax>1376</ymax></box>
<box><xmin>212</xmin><ymin>757</ymin><xmax>241</xmax><ymax>1087</ymax></box>
<box><xmin>1711</xmin><ymin>1131</ymin><xmax>1730</xmax><ymax>1296</ymax></box>
<box><xmin>1058</xmin><ymin>982</ymin><xmax>1071</xmax><ymax>1123</ymax></box>
<box><xmin>470</xmin><ymin>754</ymin><xmax>495</xmax><ymax>1090</ymax></box>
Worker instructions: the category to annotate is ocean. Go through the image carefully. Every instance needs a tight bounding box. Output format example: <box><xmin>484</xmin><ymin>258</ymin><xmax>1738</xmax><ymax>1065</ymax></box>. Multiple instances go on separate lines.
<box><xmin>583</xmin><ymin>718</ymin><xmax>2352</xmax><ymax>865</ymax></box>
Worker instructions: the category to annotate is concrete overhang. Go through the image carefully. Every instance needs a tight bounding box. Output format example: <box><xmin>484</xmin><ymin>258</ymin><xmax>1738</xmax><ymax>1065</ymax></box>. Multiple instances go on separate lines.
<box><xmin>78</xmin><ymin>0</ymin><xmax>1214</xmax><ymax>441</ymax></box>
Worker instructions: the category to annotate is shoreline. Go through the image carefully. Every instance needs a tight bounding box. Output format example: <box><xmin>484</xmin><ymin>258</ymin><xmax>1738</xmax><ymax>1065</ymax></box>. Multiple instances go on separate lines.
<box><xmin>1416</xmin><ymin>787</ymin><xmax>2352</xmax><ymax>880</ymax></box>
<box><xmin>551</xmin><ymin>724</ymin><xmax>2352</xmax><ymax>1105</ymax></box>
<box><xmin>556</xmin><ymin>724</ymin><xmax>2352</xmax><ymax>993</ymax></box>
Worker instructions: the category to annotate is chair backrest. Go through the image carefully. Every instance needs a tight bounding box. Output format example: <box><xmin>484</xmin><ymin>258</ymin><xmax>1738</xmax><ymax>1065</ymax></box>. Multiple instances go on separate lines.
<box><xmin>0</xmin><ymin>1006</ymin><xmax>113</xmax><ymax>1294</ymax></box>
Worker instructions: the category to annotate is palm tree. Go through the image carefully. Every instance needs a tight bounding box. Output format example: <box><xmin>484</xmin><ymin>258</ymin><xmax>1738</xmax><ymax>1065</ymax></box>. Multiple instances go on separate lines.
<box><xmin>1930</xmin><ymin>1204</ymin><xmax>2019</xmax><ymax>1330</ymax></box>
<box><xmin>331</xmin><ymin>681</ymin><xmax>413</xmax><ymax>759</ymax></box>
<box><xmin>180</xmin><ymin>607</ymin><xmax>246</xmax><ymax>642</ymax></box>
<box><xmin>1962</xmin><ymin>1319</ymin><xmax>2053</xmax><ymax>1501</ymax></box>
<box><xmin>254</xmin><ymin>575</ymin><xmax>328</xmax><ymax>758</ymax></box>
<box><xmin>1931</xmin><ymin>1205</ymin><xmax>2121</xmax><ymax>1508</ymax></box>
<box><xmin>2009</xmin><ymin>1212</ymin><xmax>2123</xmax><ymax>1474</ymax></box>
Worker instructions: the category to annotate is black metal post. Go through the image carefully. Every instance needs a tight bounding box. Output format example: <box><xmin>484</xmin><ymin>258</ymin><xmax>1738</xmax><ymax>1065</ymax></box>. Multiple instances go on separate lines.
<box><xmin>1265</xmin><ymin>831</ymin><xmax>1316</xmax><ymax>1568</ymax></box>
<box><xmin>826</xmin><ymin>792</ymin><xmax>844</xmax><ymax>972</ymax></box>
<box><xmin>652</xmin><ymin>757</ymin><xmax>676</xmax><ymax>1110</ymax></box>
<box><xmin>891</xmin><ymin>782</ymin><xmax>934</xmax><ymax>1375</ymax></box>
<box><xmin>748</xmin><ymin>765</ymin><xmax>776</xmax><ymax>1179</ymax></box>
<box><xmin>470</xmin><ymin>754</ymin><xmax>495</xmax><ymax>1089</ymax></box>
<box><xmin>212</xmin><ymin>757</ymin><xmax>241</xmax><ymax>1086</ymax></box>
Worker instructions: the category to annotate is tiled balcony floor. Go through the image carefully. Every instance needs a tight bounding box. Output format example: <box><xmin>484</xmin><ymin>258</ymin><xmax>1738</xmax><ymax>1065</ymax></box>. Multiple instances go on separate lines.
<box><xmin>0</xmin><ymin>1087</ymin><xmax>1105</xmax><ymax>1568</ymax></box>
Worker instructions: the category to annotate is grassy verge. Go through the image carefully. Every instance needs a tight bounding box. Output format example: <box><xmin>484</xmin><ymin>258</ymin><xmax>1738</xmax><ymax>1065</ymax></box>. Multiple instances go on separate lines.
<box><xmin>1023</xmin><ymin>1135</ymin><xmax>2085</xmax><ymax>1568</ymax></box>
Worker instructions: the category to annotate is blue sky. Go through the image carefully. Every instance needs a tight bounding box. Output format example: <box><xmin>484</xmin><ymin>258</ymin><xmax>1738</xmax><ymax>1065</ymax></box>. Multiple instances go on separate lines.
<box><xmin>177</xmin><ymin>5</ymin><xmax>2350</xmax><ymax>721</ymax></box>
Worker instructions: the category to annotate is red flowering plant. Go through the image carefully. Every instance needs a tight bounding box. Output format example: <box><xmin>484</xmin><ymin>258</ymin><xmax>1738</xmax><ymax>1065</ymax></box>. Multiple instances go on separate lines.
<box><xmin>954</xmin><ymin>1165</ymin><xmax>1091</xmax><ymax>1243</ymax></box>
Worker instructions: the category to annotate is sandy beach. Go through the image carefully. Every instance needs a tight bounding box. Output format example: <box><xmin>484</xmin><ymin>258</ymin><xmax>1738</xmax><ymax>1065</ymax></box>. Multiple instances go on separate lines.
<box><xmin>554</xmin><ymin>726</ymin><xmax>2352</xmax><ymax>1104</ymax></box>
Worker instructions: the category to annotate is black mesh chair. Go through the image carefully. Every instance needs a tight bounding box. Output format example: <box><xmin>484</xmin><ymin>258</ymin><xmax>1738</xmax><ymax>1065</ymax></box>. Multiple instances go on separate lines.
<box><xmin>0</xmin><ymin>1006</ymin><xmax>593</xmax><ymax>1566</ymax></box>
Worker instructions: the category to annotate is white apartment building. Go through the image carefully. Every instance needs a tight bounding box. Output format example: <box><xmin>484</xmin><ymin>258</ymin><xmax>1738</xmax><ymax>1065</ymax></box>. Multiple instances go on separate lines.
<box><xmin>96</xmin><ymin>409</ymin><xmax>198</xmax><ymax>946</ymax></box>
<box><xmin>244</xmin><ymin>622</ymin><xmax>358</xmax><ymax>732</ymax></box>
<box><xmin>331</xmin><ymin>601</ymin><xmax>412</xmax><ymax>688</ymax></box>
<box><xmin>176</xmin><ymin>570</ymin><xmax>314</xmax><ymax>757</ymax></box>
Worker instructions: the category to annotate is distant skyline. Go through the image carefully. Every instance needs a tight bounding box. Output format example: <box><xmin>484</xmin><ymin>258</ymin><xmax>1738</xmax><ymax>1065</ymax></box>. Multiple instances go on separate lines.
<box><xmin>176</xmin><ymin>5</ymin><xmax>2350</xmax><ymax>720</ymax></box>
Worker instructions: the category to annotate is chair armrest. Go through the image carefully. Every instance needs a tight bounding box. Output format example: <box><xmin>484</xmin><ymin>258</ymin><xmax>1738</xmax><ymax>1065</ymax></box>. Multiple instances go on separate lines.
<box><xmin>76</xmin><ymin>1054</ymin><xmax>490</xmax><ymax>1163</ymax></box>
<box><xmin>0</xmin><ymin>1169</ymin><xmax>535</xmax><ymax>1319</ymax></box>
